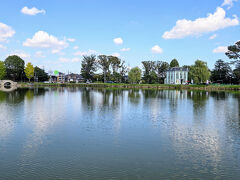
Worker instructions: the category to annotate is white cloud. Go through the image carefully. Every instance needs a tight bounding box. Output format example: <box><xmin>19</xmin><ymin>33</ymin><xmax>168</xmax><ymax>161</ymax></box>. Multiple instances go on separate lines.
<box><xmin>113</xmin><ymin>37</ymin><xmax>123</xmax><ymax>45</ymax></box>
<box><xmin>120</xmin><ymin>48</ymin><xmax>130</xmax><ymax>52</ymax></box>
<box><xmin>35</xmin><ymin>51</ymin><xmax>45</xmax><ymax>58</ymax></box>
<box><xmin>59</xmin><ymin>57</ymin><xmax>81</xmax><ymax>63</ymax></box>
<box><xmin>21</xmin><ymin>6</ymin><xmax>46</xmax><ymax>16</ymax></box>
<box><xmin>213</xmin><ymin>46</ymin><xmax>228</xmax><ymax>53</ymax></box>
<box><xmin>209</xmin><ymin>34</ymin><xmax>217</xmax><ymax>40</ymax></box>
<box><xmin>67</xmin><ymin>38</ymin><xmax>75</xmax><ymax>42</ymax></box>
<box><xmin>9</xmin><ymin>50</ymin><xmax>30</xmax><ymax>59</ymax></box>
<box><xmin>162</xmin><ymin>7</ymin><xmax>239</xmax><ymax>39</ymax></box>
<box><xmin>151</xmin><ymin>45</ymin><xmax>163</xmax><ymax>54</ymax></box>
<box><xmin>73</xmin><ymin>46</ymin><xmax>79</xmax><ymax>50</ymax></box>
<box><xmin>112</xmin><ymin>52</ymin><xmax>120</xmax><ymax>57</ymax></box>
<box><xmin>74</xmin><ymin>49</ymin><xmax>97</xmax><ymax>56</ymax></box>
<box><xmin>23</xmin><ymin>31</ymin><xmax>68</xmax><ymax>54</ymax></box>
<box><xmin>222</xmin><ymin>0</ymin><xmax>238</xmax><ymax>9</ymax></box>
<box><xmin>0</xmin><ymin>22</ymin><xmax>15</xmax><ymax>42</ymax></box>
<box><xmin>0</xmin><ymin>44</ymin><xmax>6</xmax><ymax>50</ymax></box>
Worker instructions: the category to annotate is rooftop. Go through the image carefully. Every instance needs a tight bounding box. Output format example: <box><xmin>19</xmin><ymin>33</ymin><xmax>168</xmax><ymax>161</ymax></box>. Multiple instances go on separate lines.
<box><xmin>167</xmin><ymin>67</ymin><xmax>188</xmax><ymax>72</ymax></box>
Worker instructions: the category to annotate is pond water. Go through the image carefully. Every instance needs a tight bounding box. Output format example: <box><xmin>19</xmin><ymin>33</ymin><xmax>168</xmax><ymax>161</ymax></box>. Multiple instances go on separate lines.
<box><xmin>0</xmin><ymin>88</ymin><xmax>240</xmax><ymax>179</ymax></box>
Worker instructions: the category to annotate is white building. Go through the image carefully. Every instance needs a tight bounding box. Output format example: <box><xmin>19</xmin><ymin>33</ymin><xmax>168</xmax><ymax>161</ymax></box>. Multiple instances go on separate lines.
<box><xmin>164</xmin><ymin>67</ymin><xmax>188</xmax><ymax>84</ymax></box>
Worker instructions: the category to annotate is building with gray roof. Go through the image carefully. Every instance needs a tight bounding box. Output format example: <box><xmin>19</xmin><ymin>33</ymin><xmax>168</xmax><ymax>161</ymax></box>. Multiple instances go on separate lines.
<box><xmin>164</xmin><ymin>67</ymin><xmax>189</xmax><ymax>84</ymax></box>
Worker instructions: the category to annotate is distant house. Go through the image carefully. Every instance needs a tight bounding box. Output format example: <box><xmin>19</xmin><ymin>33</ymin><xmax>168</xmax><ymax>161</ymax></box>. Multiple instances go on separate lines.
<box><xmin>164</xmin><ymin>67</ymin><xmax>188</xmax><ymax>84</ymax></box>
<box><xmin>58</xmin><ymin>72</ymin><xmax>65</xmax><ymax>83</ymax></box>
<box><xmin>65</xmin><ymin>73</ymin><xmax>84</xmax><ymax>83</ymax></box>
<box><xmin>49</xmin><ymin>75</ymin><xmax>57</xmax><ymax>83</ymax></box>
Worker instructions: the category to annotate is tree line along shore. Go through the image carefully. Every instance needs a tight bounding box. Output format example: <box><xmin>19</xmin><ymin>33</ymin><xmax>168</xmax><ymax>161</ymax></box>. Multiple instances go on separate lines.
<box><xmin>1</xmin><ymin>41</ymin><xmax>240</xmax><ymax>90</ymax></box>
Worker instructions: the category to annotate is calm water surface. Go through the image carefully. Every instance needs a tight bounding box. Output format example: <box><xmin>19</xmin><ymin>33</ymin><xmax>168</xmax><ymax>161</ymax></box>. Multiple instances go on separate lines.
<box><xmin>0</xmin><ymin>87</ymin><xmax>240</xmax><ymax>179</ymax></box>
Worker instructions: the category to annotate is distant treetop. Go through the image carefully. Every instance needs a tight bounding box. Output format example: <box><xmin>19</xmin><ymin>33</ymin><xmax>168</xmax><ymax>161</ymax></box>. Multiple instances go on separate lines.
<box><xmin>170</xmin><ymin>59</ymin><xmax>180</xmax><ymax>68</ymax></box>
<box><xmin>226</xmin><ymin>41</ymin><xmax>240</xmax><ymax>63</ymax></box>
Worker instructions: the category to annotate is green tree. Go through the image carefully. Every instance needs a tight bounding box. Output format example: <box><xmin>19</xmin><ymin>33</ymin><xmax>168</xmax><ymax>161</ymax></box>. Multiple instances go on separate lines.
<box><xmin>81</xmin><ymin>55</ymin><xmax>97</xmax><ymax>81</ymax></box>
<box><xmin>98</xmin><ymin>55</ymin><xmax>111</xmax><ymax>83</ymax></box>
<box><xmin>128</xmin><ymin>67</ymin><xmax>142</xmax><ymax>84</ymax></box>
<box><xmin>170</xmin><ymin>59</ymin><xmax>179</xmax><ymax>67</ymax></box>
<box><xmin>24</xmin><ymin>62</ymin><xmax>34</xmax><ymax>82</ymax></box>
<box><xmin>34</xmin><ymin>66</ymin><xmax>49</xmax><ymax>82</ymax></box>
<box><xmin>156</xmin><ymin>61</ymin><xmax>169</xmax><ymax>83</ymax></box>
<box><xmin>149</xmin><ymin>71</ymin><xmax>158</xmax><ymax>84</ymax></box>
<box><xmin>109</xmin><ymin>56</ymin><xmax>122</xmax><ymax>83</ymax></box>
<box><xmin>4</xmin><ymin>55</ymin><xmax>25</xmax><ymax>81</ymax></box>
<box><xmin>93</xmin><ymin>74</ymin><xmax>103</xmax><ymax>82</ymax></box>
<box><xmin>225</xmin><ymin>41</ymin><xmax>240</xmax><ymax>63</ymax></box>
<box><xmin>0</xmin><ymin>61</ymin><xmax>6</xmax><ymax>80</ymax></box>
<box><xmin>232</xmin><ymin>62</ymin><xmax>240</xmax><ymax>84</ymax></box>
<box><xmin>142</xmin><ymin>61</ymin><xmax>156</xmax><ymax>83</ymax></box>
<box><xmin>109</xmin><ymin>56</ymin><xmax>121</xmax><ymax>73</ymax></box>
<box><xmin>211</xmin><ymin>59</ymin><xmax>232</xmax><ymax>84</ymax></box>
<box><xmin>119</xmin><ymin>61</ymin><xmax>128</xmax><ymax>83</ymax></box>
<box><xmin>189</xmin><ymin>60</ymin><xmax>210</xmax><ymax>84</ymax></box>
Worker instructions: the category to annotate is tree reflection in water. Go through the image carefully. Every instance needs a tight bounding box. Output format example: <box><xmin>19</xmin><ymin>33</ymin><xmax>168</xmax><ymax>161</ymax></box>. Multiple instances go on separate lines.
<box><xmin>128</xmin><ymin>89</ymin><xmax>141</xmax><ymax>104</ymax></box>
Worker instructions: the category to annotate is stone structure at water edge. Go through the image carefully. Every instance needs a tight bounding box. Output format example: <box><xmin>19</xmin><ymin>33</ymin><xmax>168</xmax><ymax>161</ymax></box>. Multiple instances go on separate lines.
<box><xmin>0</xmin><ymin>80</ymin><xmax>18</xmax><ymax>92</ymax></box>
<box><xmin>0</xmin><ymin>80</ymin><xmax>17</xmax><ymax>87</ymax></box>
<box><xmin>164</xmin><ymin>67</ymin><xmax>188</xmax><ymax>84</ymax></box>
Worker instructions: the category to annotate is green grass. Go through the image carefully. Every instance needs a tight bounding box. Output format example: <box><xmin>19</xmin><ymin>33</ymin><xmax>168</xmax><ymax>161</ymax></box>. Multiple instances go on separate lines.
<box><xmin>17</xmin><ymin>82</ymin><xmax>240</xmax><ymax>91</ymax></box>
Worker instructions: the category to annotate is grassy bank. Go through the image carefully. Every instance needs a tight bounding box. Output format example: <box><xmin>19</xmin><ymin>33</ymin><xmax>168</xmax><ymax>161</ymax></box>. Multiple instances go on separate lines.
<box><xmin>18</xmin><ymin>82</ymin><xmax>240</xmax><ymax>91</ymax></box>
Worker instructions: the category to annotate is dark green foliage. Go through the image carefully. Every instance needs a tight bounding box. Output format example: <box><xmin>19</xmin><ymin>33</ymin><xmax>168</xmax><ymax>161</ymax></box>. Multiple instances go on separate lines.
<box><xmin>4</xmin><ymin>55</ymin><xmax>25</xmax><ymax>81</ymax></box>
<box><xmin>93</xmin><ymin>74</ymin><xmax>104</xmax><ymax>82</ymax></box>
<box><xmin>142</xmin><ymin>60</ymin><xmax>169</xmax><ymax>84</ymax></box>
<box><xmin>211</xmin><ymin>59</ymin><xmax>232</xmax><ymax>84</ymax></box>
<box><xmin>142</xmin><ymin>61</ymin><xmax>156</xmax><ymax>84</ymax></box>
<box><xmin>232</xmin><ymin>63</ymin><xmax>240</xmax><ymax>84</ymax></box>
<box><xmin>170</xmin><ymin>59</ymin><xmax>179</xmax><ymax>67</ymax></box>
<box><xmin>96</xmin><ymin>55</ymin><xmax>127</xmax><ymax>83</ymax></box>
<box><xmin>109</xmin><ymin>56</ymin><xmax>121</xmax><ymax>73</ymax></box>
<box><xmin>97</xmin><ymin>55</ymin><xmax>111</xmax><ymax>83</ymax></box>
<box><xmin>109</xmin><ymin>56</ymin><xmax>124</xmax><ymax>83</ymax></box>
<box><xmin>149</xmin><ymin>71</ymin><xmax>158</xmax><ymax>84</ymax></box>
<box><xmin>156</xmin><ymin>61</ymin><xmax>169</xmax><ymax>83</ymax></box>
<box><xmin>34</xmin><ymin>66</ymin><xmax>49</xmax><ymax>82</ymax></box>
<box><xmin>225</xmin><ymin>41</ymin><xmax>240</xmax><ymax>63</ymax></box>
<box><xmin>119</xmin><ymin>61</ymin><xmax>128</xmax><ymax>83</ymax></box>
<box><xmin>81</xmin><ymin>55</ymin><xmax>97</xmax><ymax>81</ymax></box>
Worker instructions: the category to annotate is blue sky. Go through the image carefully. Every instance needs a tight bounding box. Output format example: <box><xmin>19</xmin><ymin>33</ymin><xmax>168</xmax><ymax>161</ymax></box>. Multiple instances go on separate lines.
<box><xmin>0</xmin><ymin>0</ymin><xmax>239</xmax><ymax>73</ymax></box>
